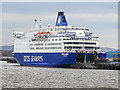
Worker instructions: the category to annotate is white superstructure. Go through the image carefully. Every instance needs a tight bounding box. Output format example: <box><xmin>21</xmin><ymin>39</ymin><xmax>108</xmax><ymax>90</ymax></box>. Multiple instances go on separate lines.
<box><xmin>13</xmin><ymin>11</ymin><xmax>100</xmax><ymax>53</ymax></box>
<box><xmin>13</xmin><ymin>26</ymin><xmax>100</xmax><ymax>53</ymax></box>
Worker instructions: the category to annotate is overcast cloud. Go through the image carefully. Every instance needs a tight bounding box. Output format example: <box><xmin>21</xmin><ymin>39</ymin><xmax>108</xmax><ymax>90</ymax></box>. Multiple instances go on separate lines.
<box><xmin>2</xmin><ymin>2</ymin><xmax>118</xmax><ymax>49</ymax></box>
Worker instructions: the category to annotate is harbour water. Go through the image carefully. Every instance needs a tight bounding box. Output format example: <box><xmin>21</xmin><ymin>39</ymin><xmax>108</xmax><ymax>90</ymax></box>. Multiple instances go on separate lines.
<box><xmin>0</xmin><ymin>61</ymin><xmax>119</xmax><ymax>89</ymax></box>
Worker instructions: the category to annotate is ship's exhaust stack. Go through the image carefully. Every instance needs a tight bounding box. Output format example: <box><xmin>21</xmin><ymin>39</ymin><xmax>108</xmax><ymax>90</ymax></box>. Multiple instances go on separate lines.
<box><xmin>55</xmin><ymin>11</ymin><xmax>68</xmax><ymax>26</ymax></box>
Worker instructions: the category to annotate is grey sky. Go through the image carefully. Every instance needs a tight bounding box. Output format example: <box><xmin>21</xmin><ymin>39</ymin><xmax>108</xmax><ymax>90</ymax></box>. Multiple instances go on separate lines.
<box><xmin>1</xmin><ymin>2</ymin><xmax>118</xmax><ymax>49</ymax></box>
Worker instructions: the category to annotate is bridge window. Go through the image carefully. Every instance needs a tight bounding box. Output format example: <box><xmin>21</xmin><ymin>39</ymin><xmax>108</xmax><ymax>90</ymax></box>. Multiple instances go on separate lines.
<box><xmin>30</xmin><ymin>44</ymin><xmax>33</xmax><ymax>46</ymax></box>
<box><xmin>59</xmin><ymin>39</ymin><xmax>61</xmax><ymax>41</ymax></box>
<box><xmin>36</xmin><ymin>47</ymin><xmax>43</xmax><ymax>49</ymax></box>
<box><xmin>30</xmin><ymin>47</ymin><xmax>34</xmax><ymax>49</ymax></box>
<box><xmin>34</xmin><ymin>43</ymin><xmax>43</xmax><ymax>46</ymax></box>
<box><xmin>64</xmin><ymin>42</ymin><xmax>96</xmax><ymax>45</ymax></box>
<box><xmin>47</xmin><ymin>43</ymin><xmax>61</xmax><ymax>45</ymax></box>
<box><xmin>45</xmin><ymin>47</ymin><xmax>61</xmax><ymax>49</ymax></box>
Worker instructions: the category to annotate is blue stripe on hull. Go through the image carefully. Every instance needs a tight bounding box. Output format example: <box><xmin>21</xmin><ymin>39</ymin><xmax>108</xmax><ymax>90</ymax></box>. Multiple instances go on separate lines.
<box><xmin>13</xmin><ymin>52</ymin><xmax>77</xmax><ymax>67</ymax></box>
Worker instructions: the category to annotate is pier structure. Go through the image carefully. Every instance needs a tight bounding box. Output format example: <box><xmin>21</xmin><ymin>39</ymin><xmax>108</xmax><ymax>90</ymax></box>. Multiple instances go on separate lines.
<box><xmin>76</xmin><ymin>52</ymin><xmax>106</xmax><ymax>64</ymax></box>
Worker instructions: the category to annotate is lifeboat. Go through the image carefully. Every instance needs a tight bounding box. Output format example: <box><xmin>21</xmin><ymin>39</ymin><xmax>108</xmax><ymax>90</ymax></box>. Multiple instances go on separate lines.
<box><xmin>34</xmin><ymin>32</ymin><xmax>50</xmax><ymax>36</ymax></box>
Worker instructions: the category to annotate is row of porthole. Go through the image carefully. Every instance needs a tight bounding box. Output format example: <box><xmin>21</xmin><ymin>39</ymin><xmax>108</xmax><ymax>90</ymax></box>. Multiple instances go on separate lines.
<box><xmin>30</xmin><ymin>47</ymin><xmax>61</xmax><ymax>50</ymax></box>
<box><xmin>48</xmin><ymin>38</ymin><xmax>62</xmax><ymax>41</ymax></box>
<box><xmin>30</xmin><ymin>43</ymin><xmax>61</xmax><ymax>46</ymax></box>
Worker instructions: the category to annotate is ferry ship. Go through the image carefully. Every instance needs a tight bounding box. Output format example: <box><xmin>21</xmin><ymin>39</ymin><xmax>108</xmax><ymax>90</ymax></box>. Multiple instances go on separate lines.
<box><xmin>12</xmin><ymin>11</ymin><xmax>106</xmax><ymax>67</ymax></box>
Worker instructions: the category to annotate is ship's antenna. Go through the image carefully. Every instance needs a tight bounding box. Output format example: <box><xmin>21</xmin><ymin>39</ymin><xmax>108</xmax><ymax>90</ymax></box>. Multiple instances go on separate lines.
<box><xmin>48</xmin><ymin>24</ymin><xmax>50</xmax><ymax>32</ymax></box>
<box><xmin>39</xmin><ymin>19</ymin><xmax>42</xmax><ymax>28</ymax></box>
<box><xmin>34</xmin><ymin>19</ymin><xmax>38</xmax><ymax>28</ymax></box>
<box><xmin>48</xmin><ymin>24</ymin><xmax>50</xmax><ymax>27</ymax></box>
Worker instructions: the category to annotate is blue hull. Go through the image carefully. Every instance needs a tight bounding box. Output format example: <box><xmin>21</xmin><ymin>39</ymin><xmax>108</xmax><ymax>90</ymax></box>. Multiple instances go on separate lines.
<box><xmin>13</xmin><ymin>52</ymin><xmax>77</xmax><ymax>67</ymax></box>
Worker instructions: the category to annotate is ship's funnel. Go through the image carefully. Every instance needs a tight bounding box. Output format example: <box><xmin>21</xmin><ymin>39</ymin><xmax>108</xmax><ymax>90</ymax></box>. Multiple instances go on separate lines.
<box><xmin>55</xmin><ymin>11</ymin><xmax>68</xmax><ymax>26</ymax></box>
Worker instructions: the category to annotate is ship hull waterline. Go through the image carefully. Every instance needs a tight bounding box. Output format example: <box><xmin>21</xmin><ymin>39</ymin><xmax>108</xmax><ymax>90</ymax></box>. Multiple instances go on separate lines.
<box><xmin>12</xmin><ymin>52</ymin><xmax>77</xmax><ymax>67</ymax></box>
